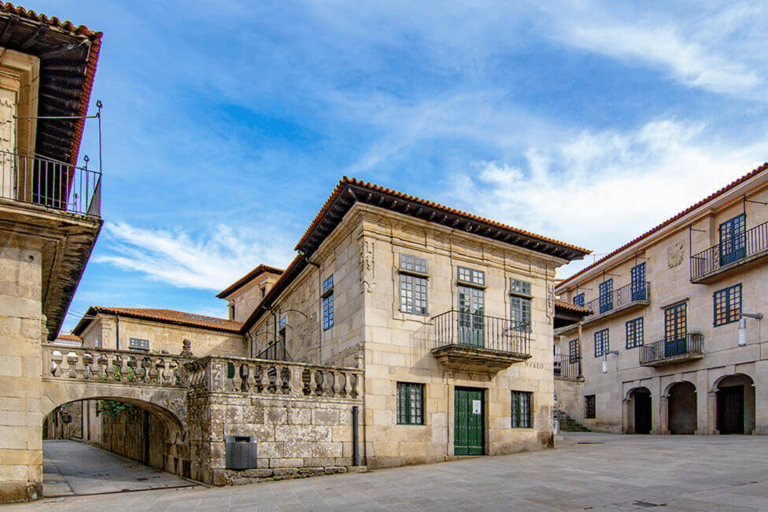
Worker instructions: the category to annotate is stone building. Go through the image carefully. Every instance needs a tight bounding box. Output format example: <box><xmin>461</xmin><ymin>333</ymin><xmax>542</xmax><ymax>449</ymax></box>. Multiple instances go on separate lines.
<box><xmin>0</xmin><ymin>4</ymin><xmax>102</xmax><ymax>502</ymax></box>
<box><xmin>240</xmin><ymin>177</ymin><xmax>589</xmax><ymax>467</ymax></box>
<box><xmin>555</xmin><ymin>163</ymin><xmax>768</xmax><ymax>435</ymax></box>
<box><xmin>216</xmin><ymin>264</ymin><xmax>283</xmax><ymax>324</ymax></box>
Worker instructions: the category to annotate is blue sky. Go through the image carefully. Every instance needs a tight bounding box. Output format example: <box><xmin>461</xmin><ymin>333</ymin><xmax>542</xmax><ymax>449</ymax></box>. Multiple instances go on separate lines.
<box><xmin>41</xmin><ymin>0</ymin><xmax>768</xmax><ymax>331</ymax></box>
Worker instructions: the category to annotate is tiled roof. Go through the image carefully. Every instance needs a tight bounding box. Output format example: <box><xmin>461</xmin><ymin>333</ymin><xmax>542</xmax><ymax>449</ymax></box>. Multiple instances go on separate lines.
<box><xmin>556</xmin><ymin>162</ymin><xmax>768</xmax><ymax>290</ymax></box>
<box><xmin>74</xmin><ymin>307</ymin><xmax>242</xmax><ymax>334</ymax></box>
<box><xmin>555</xmin><ymin>300</ymin><xmax>593</xmax><ymax>315</ymax></box>
<box><xmin>296</xmin><ymin>177</ymin><xmax>590</xmax><ymax>259</ymax></box>
<box><xmin>0</xmin><ymin>3</ymin><xmax>102</xmax><ymax>167</ymax></box>
<box><xmin>216</xmin><ymin>264</ymin><xmax>284</xmax><ymax>299</ymax></box>
<box><xmin>56</xmin><ymin>333</ymin><xmax>83</xmax><ymax>342</ymax></box>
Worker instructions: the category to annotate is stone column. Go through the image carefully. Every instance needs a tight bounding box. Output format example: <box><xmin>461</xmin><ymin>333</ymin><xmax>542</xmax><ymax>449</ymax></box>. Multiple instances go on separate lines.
<box><xmin>707</xmin><ymin>390</ymin><xmax>718</xmax><ymax>434</ymax></box>
<box><xmin>659</xmin><ymin>393</ymin><xmax>669</xmax><ymax>435</ymax></box>
<box><xmin>622</xmin><ymin>397</ymin><xmax>632</xmax><ymax>434</ymax></box>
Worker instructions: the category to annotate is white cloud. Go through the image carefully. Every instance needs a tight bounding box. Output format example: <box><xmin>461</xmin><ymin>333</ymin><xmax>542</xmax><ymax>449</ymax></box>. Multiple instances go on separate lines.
<box><xmin>447</xmin><ymin>118</ymin><xmax>768</xmax><ymax>277</ymax></box>
<box><xmin>547</xmin><ymin>2</ymin><xmax>767</xmax><ymax>99</ymax></box>
<box><xmin>95</xmin><ymin>223</ymin><xmax>294</xmax><ymax>291</ymax></box>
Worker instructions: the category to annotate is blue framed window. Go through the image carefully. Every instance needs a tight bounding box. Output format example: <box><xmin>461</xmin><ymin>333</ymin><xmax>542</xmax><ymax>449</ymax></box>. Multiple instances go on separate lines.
<box><xmin>568</xmin><ymin>339</ymin><xmax>579</xmax><ymax>364</ymax></box>
<box><xmin>625</xmin><ymin>317</ymin><xmax>644</xmax><ymax>349</ymax></box>
<box><xmin>631</xmin><ymin>263</ymin><xmax>647</xmax><ymax>301</ymax></box>
<box><xmin>714</xmin><ymin>284</ymin><xmax>741</xmax><ymax>327</ymax></box>
<box><xmin>598</xmin><ymin>279</ymin><xmax>613</xmax><ymax>313</ymax></box>
<box><xmin>594</xmin><ymin>329</ymin><xmax>609</xmax><ymax>357</ymax></box>
<box><xmin>664</xmin><ymin>303</ymin><xmax>687</xmax><ymax>357</ymax></box>
<box><xmin>322</xmin><ymin>275</ymin><xmax>334</xmax><ymax>331</ymax></box>
<box><xmin>573</xmin><ymin>293</ymin><xmax>585</xmax><ymax>307</ymax></box>
<box><xmin>719</xmin><ymin>214</ymin><xmax>746</xmax><ymax>265</ymax></box>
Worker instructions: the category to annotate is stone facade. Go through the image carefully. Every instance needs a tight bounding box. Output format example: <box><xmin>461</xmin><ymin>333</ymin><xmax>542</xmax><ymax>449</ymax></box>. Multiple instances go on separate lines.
<box><xmin>555</xmin><ymin>164</ymin><xmax>768</xmax><ymax>436</ymax></box>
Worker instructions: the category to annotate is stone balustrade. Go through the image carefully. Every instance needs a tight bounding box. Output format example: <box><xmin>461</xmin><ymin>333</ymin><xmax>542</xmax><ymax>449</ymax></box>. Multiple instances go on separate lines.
<box><xmin>186</xmin><ymin>356</ymin><xmax>362</xmax><ymax>399</ymax></box>
<box><xmin>42</xmin><ymin>344</ymin><xmax>189</xmax><ymax>387</ymax></box>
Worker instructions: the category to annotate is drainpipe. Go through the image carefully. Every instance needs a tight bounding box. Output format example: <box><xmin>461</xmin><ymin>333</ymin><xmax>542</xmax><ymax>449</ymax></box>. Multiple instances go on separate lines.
<box><xmin>115</xmin><ymin>314</ymin><xmax>119</xmax><ymax>350</ymax></box>
<box><xmin>352</xmin><ymin>405</ymin><xmax>359</xmax><ymax>466</ymax></box>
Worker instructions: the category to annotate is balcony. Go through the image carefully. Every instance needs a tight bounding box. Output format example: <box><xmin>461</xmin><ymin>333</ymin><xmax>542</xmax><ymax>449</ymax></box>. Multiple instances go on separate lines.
<box><xmin>690</xmin><ymin>221</ymin><xmax>768</xmax><ymax>283</ymax></box>
<box><xmin>430</xmin><ymin>310</ymin><xmax>531</xmax><ymax>374</ymax></box>
<box><xmin>0</xmin><ymin>151</ymin><xmax>101</xmax><ymax>217</ymax></box>
<box><xmin>582</xmin><ymin>281</ymin><xmax>650</xmax><ymax>326</ymax></box>
<box><xmin>554</xmin><ymin>353</ymin><xmax>581</xmax><ymax>380</ymax></box>
<box><xmin>639</xmin><ymin>333</ymin><xmax>704</xmax><ymax>367</ymax></box>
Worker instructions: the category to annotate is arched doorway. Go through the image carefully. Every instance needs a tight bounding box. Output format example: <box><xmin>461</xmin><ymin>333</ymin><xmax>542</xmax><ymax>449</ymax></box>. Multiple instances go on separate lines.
<box><xmin>668</xmin><ymin>382</ymin><xmax>697</xmax><ymax>434</ymax></box>
<box><xmin>628</xmin><ymin>387</ymin><xmax>652</xmax><ymax>434</ymax></box>
<box><xmin>716</xmin><ymin>374</ymin><xmax>755</xmax><ymax>434</ymax></box>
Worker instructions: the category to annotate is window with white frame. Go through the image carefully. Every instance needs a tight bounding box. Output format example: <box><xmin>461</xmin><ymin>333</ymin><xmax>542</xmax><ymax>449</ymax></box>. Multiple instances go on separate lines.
<box><xmin>398</xmin><ymin>254</ymin><xmax>428</xmax><ymax>315</ymax></box>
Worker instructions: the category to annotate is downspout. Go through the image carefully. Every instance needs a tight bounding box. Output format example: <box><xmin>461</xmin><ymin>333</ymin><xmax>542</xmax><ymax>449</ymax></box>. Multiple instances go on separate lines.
<box><xmin>115</xmin><ymin>314</ymin><xmax>119</xmax><ymax>350</ymax></box>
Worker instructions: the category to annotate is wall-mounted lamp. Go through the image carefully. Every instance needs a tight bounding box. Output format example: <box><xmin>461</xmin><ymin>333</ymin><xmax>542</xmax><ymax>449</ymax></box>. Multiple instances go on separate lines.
<box><xmin>602</xmin><ymin>350</ymin><xmax>619</xmax><ymax>374</ymax></box>
<box><xmin>738</xmin><ymin>312</ymin><xmax>763</xmax><ymax>346</ymax></box>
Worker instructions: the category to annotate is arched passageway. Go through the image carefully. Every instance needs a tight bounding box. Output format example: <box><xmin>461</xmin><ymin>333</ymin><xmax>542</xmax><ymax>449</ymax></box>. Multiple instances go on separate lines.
<box><xmin>716</xmin><ymin>374</ymin><xmax>755</xmax><ymax>434</ymax></box>
<box><xmin>627</xmin><ymin>387</ymin><xmax>652</xmax><ymax>434</ymax></box>
<box><xmin>668</xmin><ymin>381</ymin><xmax>697</xmax><ymax>435</ymax></box>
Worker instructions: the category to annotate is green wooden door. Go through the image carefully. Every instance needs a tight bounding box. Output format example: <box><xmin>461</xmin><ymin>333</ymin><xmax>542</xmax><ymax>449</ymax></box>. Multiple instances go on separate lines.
<box><xmin>454</xmin><ymin>388</ymin><xmax>484</xmax><ymax>455</ymax></box>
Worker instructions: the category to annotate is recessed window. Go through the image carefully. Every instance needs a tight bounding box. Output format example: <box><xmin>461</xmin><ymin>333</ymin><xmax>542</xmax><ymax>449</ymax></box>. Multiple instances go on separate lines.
<box><xmin>399</xmin><ymin>254</ymin><xmax>428</xmax><ymax>316</ymax></box>
<box><xmin>625</xmin><ymin>317</ymin><xmax>644</xmax><ymax>349</ymax></box>
<box><xmin>228</xmin><ymin>303</ymin><xmax>235</xmax><ymax>320</ymax></box>
<box><xmin>594</xmin><ymin>329</ymin><xmax>609</xmax><ymax>357</ymax></box>
<box><xmin>598</xmin><ymin>279</ymin><xmax>613</xmax><ymax>313</ymax></box>
<box><xmin>129</xmin><ymin>338</ymin><xmax>149</xmax><ymax>352</ymax></box>
<box><xmin>714</xmin><ymin>284</ymin><xmax>741</xmax><ymax>327</ymax></box>
<box><xmin>719</xmin><ymin>214</ymin><xmax>746</xmax><ymax>265</ymax></box>
<box><xmin>511</xmin><ymin>390</ymin><xmax>532</xmax><ymax>428</ymax></box>
<box><xmin>509</xmin><ymin>279</ymin><xmax>532</xmax><ymax>333</ymax></box>
<box><xmin>322</xmin><ymin>275</ymin><xmax>334</xmax><ymax>331</ymax></box>
<box><xmin>397</xmin><ymin>382</ymin><xmax>424</xmax><ymax>425</ymax></box>
<box><xmin>573</xmin><ymin>293</ymin><xmax>585</xmax><ymax>307</ymax></box>
<box><xmin>568</xmin><ymin>339</ymin><xmax>579</xmax><ymax>364</ymax></box>
<box><xmin>457</xmin><ymin>266</ymin><xmax>485</xmax><ymax>286</ymax></box>
<box><xmin>585</xmin><ymin>395</ymin><xmax>596</xmax><ymax>419</ymax></box>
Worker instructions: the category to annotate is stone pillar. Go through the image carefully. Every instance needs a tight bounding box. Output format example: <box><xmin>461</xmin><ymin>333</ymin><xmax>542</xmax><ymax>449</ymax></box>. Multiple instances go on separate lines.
<box><xmin>622</xmin><ymin>397</ymin><xmax>631</xmax><ymax>434</ymax></box>
<box><xmin>659</xmin><ymin>394</ymin><xmax>669</xmax><ymax>435</ymax></box>
<box><xmin>0</xmin><ymin>247</ymin><xmax>44</xmax><ymax>502</ymax></box>
<box><xmin>707</xmin><ymin>390</ymin><xmax>718</xmax><ymax>435</ymax></box>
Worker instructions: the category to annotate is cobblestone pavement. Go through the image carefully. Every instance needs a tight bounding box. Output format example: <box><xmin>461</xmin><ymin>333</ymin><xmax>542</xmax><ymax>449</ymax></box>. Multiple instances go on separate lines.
<box><xmin>5</xmin><ymin>434</ymin><xmax>768</xmax><ymax>511</ymax></box>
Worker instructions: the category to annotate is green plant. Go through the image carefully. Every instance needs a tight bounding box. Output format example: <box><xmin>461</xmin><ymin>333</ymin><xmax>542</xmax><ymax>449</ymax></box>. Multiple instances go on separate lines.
<box><xmin>98</xmin><ymin>400</ymin><xmax>134</xmax><ymax>419</ymax></box>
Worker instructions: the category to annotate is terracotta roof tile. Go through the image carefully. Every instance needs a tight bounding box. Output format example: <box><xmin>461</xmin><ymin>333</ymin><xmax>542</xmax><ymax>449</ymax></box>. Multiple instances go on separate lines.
<box><xmin>555</xmin><ymin>299</ymin><xmax>593</xmax><ymax>315</ymax></box>
<box><xmin>556</xmin><ymin>162</ymin><xmax>768</xmax><ymax>290</ymax></box>
<box><xmin>79</xmin><ymin>307</ymin><xmax>242</xmax><ymax>333</ymax></box>
<box><xmin>56</xmin><ymin>333</ymin><xmax>82</xmax><ymax>342</ymax></box>
<box><xmin>216</xmin><ymin>264</ymin><xmax>284</xmax><ymax>299</ymax></box>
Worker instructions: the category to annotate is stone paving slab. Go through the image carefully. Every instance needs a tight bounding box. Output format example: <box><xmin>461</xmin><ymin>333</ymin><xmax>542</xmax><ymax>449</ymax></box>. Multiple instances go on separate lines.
<box><xmin>4</xmin><ymin>434</ymin><xmax>768</xmax><ymax>510</ymax></box>
<box><xmin>41</xmin><ymin>440</ymin><xmax>197</xmax><ymax>496</ymax></box>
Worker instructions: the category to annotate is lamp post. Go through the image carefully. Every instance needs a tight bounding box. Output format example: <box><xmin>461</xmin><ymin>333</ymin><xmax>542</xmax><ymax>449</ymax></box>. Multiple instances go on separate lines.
<box><xmin>738</xmin><ymin>312</ymin><xmax>763</xmax><ymax>346</ymax></box>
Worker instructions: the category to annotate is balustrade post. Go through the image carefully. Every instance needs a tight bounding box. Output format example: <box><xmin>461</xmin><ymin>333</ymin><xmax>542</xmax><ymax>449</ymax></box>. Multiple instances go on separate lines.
<box><xmin>288</xmin><ymin>366</ymin><xmax>302</xmax><ymax>397</ymax></box>
<box><xmin>66</xmin><ymin>352</ymin><xmax>80</xmax><ymax>379</ymax></box>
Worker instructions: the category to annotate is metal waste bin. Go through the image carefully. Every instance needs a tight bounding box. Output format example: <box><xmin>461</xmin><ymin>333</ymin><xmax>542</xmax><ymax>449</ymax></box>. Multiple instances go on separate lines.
<box><xmin>225</xmin><ymin>435</ymin><xmax>257</xmax><ymax>470</ymax></box>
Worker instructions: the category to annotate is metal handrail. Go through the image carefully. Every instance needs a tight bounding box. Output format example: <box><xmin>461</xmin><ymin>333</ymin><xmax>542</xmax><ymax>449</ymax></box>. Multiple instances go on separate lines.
<box><xmin>584</xmin><ymin>281</ymin><xmax>650</xmax><ymax>315</ymax></box>
<box><xmin>431</xmin><ymin>309</ymin><xmax>531</xmax><ymax>355</ymax></box>
<box><xmin>0</xmin><ymin>150</ymin><xmax>101</xmax><ymax>217</ymax></box>
<box><xmin>554</xmin><ymin>353</ymin><xmax>580</xmax><ymax>379</ymax></box>
<box><xmin>639</xmin><ymin>333</ymin><xmax>703</xmax><ymax>365</ymax></box>
<box><xmin>690</xmin><ymin>220</ymin><xmax>768</xmax><ymax>279</ymax></box>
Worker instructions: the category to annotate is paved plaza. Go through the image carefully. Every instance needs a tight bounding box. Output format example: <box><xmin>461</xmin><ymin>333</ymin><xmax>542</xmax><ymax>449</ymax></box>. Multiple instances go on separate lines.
<box><xmin>5</xmin><ymin>434</ymin><xmax>768</xmax><ymax>511</ymax></box>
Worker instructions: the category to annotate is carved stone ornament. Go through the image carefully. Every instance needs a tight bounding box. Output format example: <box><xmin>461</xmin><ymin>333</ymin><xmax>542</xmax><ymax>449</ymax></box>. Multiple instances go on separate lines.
<box><xmin>667</xmin><ymin>242</ymin><xmax>684</xmax><ymax>268</ymax></box>
<box><xmin>180</xmin><ymin>338</ymin><xmax>194</xmax><ymax>358</ymax></box>
<box><xmin>358</xmin><ymin>238</ymin><xmax>375</xmax><ymax>293</ymax></box>
<box><xmin>546</xmin><ymin>282</ymin><xmax>554</xmax><ymax>321</ymax></box>
<box><xmin>0</xmin><ymin>98</ymin><xmax>14</xmax><ymax>144</ymax></box>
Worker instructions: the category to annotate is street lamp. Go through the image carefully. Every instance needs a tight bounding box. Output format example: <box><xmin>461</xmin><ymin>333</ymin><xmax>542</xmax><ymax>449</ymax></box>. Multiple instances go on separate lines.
<box><xmin>738</xmin><ymin>312</ymin><xmax>763</xmax><ymax>346</ymax></box>
<box><xmin>602</xmin><ymin>350</ymin><xmax>619</xmax><ymax>374</ymax></box>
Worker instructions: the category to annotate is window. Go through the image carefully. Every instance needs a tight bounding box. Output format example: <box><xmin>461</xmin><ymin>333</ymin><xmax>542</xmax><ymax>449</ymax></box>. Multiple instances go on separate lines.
<box><xmin>719</xmin><ymin>213</ymin><xmax>746</xmax><ymax>265</ymax></box>
<box><xmin>594</xmin><ymin>329</ymin><xmax>609</xmax><ymax>357</ymax></box>
<box><xmin>625</xmin><ymin>317</ymin><xmax>644</xmax><ymax>349</ymax></box>
<box><xmin>573</xmin><ymin>292</ymin><xmax>585</xmax><ymax>307</ymax></box>
<box><xmin>664</xmin><ymin>303</ymin><xmax>686</xmax><ymax>342</ymax></box>
<box><xmin>397</xmin><ymin>382</ymin><xmax>424</xmax><ymax>425</ymax></box>
<box><xmin>260</xmin><ymin>287</ymin><xmax>266</xmax><ymax>298</ymax></box>
<box><xmin>399</xmin><ymin>254</ymin><xmax>428</xmax><ymax>315</ymax></box>
<box><xmin>511</xmin><ymin>391</ymin><xmax>532</xmax><ymax>428</ymax></box>
<box><xmin>322</xmin><ymin>275</ymin><xmax>334</xmax><ymax>331</ymax></box>
<box><xmin>631</xmin><ymin>263</ymin><xmax>647</xmax><ymax>301</ymax></box>
<box><xmin>598</xmin><ymin>279</ymin><xmax>613</xmax><ymax>313</ymax></box>
<box><xmin>585</xmin><ymin>395</ymin><xmax>596</xmax><ymax>419</ymax></box>
<box><xmin>228</xmin><ymin>303</ymin><xmax>235</xmax><ymax>320</ymax></box>
<box><xmin>129</xmin><ymin>338</ymin><xmax>149</xmax><ymax>352</ymax></box>
<box><xmin>458</xmin><ymin>283</ymin><xmax>485</xmax><ymax>346</ymax></box>
<box><xmin>509</xmin><ymin>278</ymin><xmax>532</xmax><ymax>332</ymax></box>
<box><xmin>457</xmin><ymin>266</ymin><xmax>485</xmax><ymax>286</ymax></box>
<box><xmin>714</xmin><ymin>284</ymin><xmax>742</xmax><ymax>327</ymax></box>
<box><xmin>568</xmin><ymin>339</ymin><xmax>579</xmax><ymax>364</ymax></box>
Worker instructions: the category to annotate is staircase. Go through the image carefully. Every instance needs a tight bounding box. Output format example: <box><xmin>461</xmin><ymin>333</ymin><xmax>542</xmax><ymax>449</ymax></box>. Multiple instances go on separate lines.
<box><xmin>559</xmin><ymin>413</ymin><xmax>590</xmax><ymax>432</ymax></box>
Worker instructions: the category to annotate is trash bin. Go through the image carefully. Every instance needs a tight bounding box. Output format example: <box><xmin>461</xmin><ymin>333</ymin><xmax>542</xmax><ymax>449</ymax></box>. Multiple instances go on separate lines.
<box><xmin>225</xmin><ymin>435</ymin><xmax>257</xmax><ymax>470</ymax></box>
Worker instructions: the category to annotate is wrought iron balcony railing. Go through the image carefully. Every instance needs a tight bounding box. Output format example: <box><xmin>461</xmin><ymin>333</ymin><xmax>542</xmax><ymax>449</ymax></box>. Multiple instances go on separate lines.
<box><xmin>554</xmin><ymin>353</ymin><xmax>581</xmax><ymax>379</ymax></box>
<box><xmin>690</xmin><ymin>220</ymin><xmax>768</xmax><ymax>280</ymax></box>
<box><xmin>583</xmin><ymin>281</ymin><xmax>650</xmax><ymax>316</ymax></box>
<box><xmin>432</xmin><ymin>309</ymin><xmax>531</xmax><ymax>356</ymax></box>
<box><xmin>0</xmin><ymin>151</ymin><xmax>101</xmax><ymax>217</ymax></box>
<box><xmin>639</xmin><ymin>333</ymin><xmax>704</xmax><ymax>366</ymax></box>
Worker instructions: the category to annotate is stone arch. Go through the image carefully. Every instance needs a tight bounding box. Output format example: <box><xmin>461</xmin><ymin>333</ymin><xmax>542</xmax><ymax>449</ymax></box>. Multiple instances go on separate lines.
<box><xmin>624</xmin><ymin>387</ymin><xmax>652</xmax><ymax>434</ymax></box>
<box><xmin>666</xmin><ymin>381</ymin><xmax>697</xmax><ymax>435</ymax></box>
<box><xmin>712</xmin><ymin>373</ymin><xmax>755</xmax><ymax>435</ymax></box>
